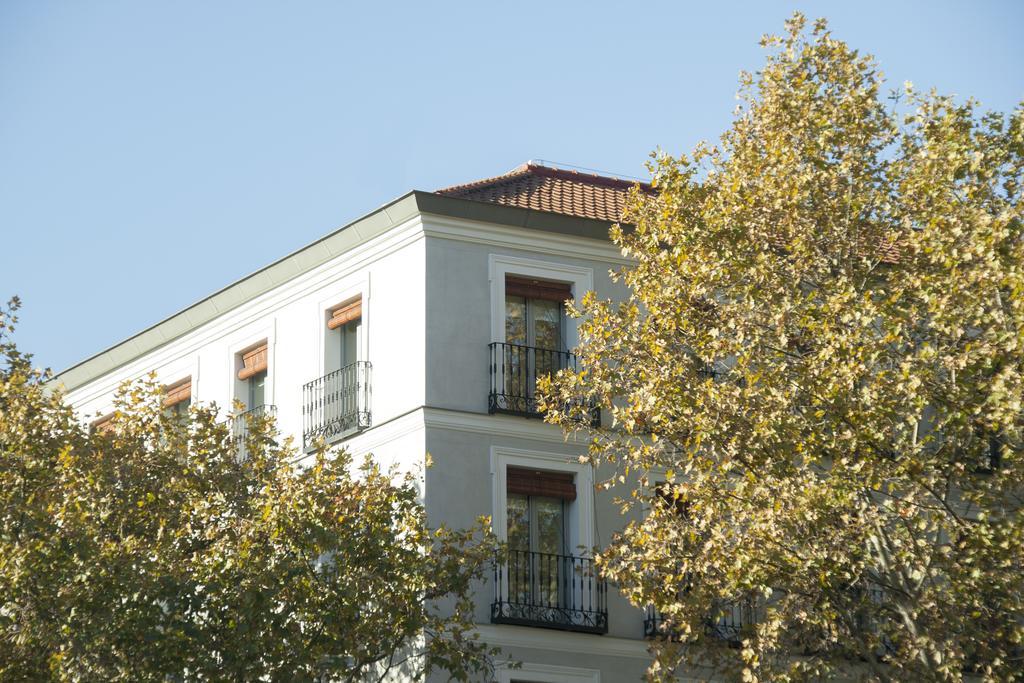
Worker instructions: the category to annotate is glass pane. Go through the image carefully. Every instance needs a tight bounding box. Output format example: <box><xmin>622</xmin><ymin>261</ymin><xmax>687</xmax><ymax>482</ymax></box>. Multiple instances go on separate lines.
<box><xmin>506</xmin><ymin>494</ymin><xmax>531</xmax><ymax>604</ymax></box>
<box><xmin>506</xmin><ymin>494</ymin><xmax>530</xmax><ymax>551</ymax></box>
<box><xmin>504</xmin><ymin>296</ymin><xmax>527</xmax><ymax>345</ymax></box>
<box><xmin>341</xmin><ymin>320</ymin><xmax>359</xmax><ymax>368</ymax></box>
<box><xmin>248</xmin><ymin>370</ymin><xmax>266</xmax><ymax>409</ymax></box>
<box><xmin>504</xmin><ymin>296</ymin><xmax>528</xmax><ymax>409</ymax></box>
<box><xmin>163</xmin><ymin>399</ymin><xmax>189</xmax><ymax>421</ymax></box>
<box><xmin>530</xmin><ymin>299</ymin><xmax>561</xmax><ymax>352</ymax></box>
<box><xmin>533</xmin><ymin>496</ymin><xmax>564</xmax><ymax>556</ymax></box>
<box><xmin>533</xmin><ymin>496</ymin><xmax>565</xmax><ymax>607</ymax></box>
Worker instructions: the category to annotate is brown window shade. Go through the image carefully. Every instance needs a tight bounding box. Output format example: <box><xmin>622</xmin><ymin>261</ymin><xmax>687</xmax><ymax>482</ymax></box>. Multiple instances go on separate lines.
<box><xmin>237</xmin><ymin>342</ymin><xmax>268</xmax><ymax>380</ymax></box>
<box><xmin>507</xmin><ymin>467</ymin><xmax>576</xmax><ymax>501</ymax></box>
<box><xmin>163</xmin><ymin>377</ymin><xmax>191</xmax><ymax>408</ymax></box>
<box><xmin>505</xmin><ymin>275</ymin><xmax>572</xmax><ymax>302</ymax></box>
<box><xmin>91</xmin><ymin>412</ymin><xmax>115</xmax><ymax>434</ymax></box>
<box><xmin>327</xmin><ymin>296</ymin><xmax>362</xmax><ymax>330</ymax></box>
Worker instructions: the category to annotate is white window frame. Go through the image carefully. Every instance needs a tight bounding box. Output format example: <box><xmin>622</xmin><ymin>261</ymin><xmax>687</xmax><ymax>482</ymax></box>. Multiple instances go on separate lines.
<box><xmin>314</xmin><ymin>275</ymin><xmax>370</xmax><ymax>379</ymax></box>
<box><xmin>155</xmin><ymin>356</ymin><xmax>201</xmax><ymax>407</ymax></box>
<box><xmin>488</xmin><ymin>254</ymin><xmax>593</xmax><ymax>349</ymax></box>
<box><xmin>490</xmin><ymin>445</ymin><xmax>594</xmax><ymax>554</ymax></box>
<box><xmin>227</xmin><ymin>323</ymin><xmax>276</xmax><ymax>414</ymax></box>
<box><xmin>494</xmin><ymin>662</ymin><xmax>600</xmax><ymax>683</ymax></box>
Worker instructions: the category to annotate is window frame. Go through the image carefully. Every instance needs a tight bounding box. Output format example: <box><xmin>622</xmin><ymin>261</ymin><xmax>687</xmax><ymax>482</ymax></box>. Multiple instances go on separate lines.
<box><xmin>315</xmin><ymin>278</ymin><xmax>369</xmax><ymax>380</ymax></box>
<box><xmin>228</xmin><ymin>329</ymin><xmax>275</xmax><ymax>416</ymax></box>
<box><xmin>488</xmin><ymin>254</ymin><xmax>593</xmax><ymax>349</ymax></box>
<box><xmin>490</xmin><ymin>446</ymin><xmax>594</xmax><ymax>554</ymax></box>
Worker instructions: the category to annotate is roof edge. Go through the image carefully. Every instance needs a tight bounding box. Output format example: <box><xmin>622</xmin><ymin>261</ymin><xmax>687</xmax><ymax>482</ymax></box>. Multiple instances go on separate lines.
<box><xmin>54</xmin><ymin>191</ymin><xmax>419</xmax><ymax>393</ymax></box>
<box><xmin>436</xmin><ymin>162</ymin><xmax>653</xmax><ymax>196</ymax></box>
<box><xmin>54</xmin><ymin>190</ymin><xmax>619</xmax><ymax>394</ymax></box>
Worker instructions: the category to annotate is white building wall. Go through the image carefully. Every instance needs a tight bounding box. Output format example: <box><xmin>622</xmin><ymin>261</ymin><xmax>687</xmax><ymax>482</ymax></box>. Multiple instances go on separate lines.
<box><xmin>65</xmin><ymin>217</ymin><xmax>427</xmax><ymax>450</ymax></box>
<box><xmin>63</xmin><ymin>210</ymin><xmax>659</xmax><ymax>681</ymax></box>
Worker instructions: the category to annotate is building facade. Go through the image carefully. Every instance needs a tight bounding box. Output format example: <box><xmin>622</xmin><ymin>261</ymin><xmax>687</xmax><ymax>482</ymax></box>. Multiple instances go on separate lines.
<box><xmin>58</xmin><ymin>163</ymin><xmax>666</xmax><ymax>682</ymax></box>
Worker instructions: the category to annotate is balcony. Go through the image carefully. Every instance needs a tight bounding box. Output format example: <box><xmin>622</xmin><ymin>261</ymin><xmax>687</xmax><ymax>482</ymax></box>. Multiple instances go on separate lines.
<box><xmin>645</xmin><ymin>599</ymin><xmax>763</xmax><ymax>645</ymax></box>
<box><xmin>487</xmin><ymin>342</ymin><xmax>599</xmax><ymax>425</ymax></box>
<box><xmin>232</xmin><ymin>404</ymin><xmax>277</xmax><ymax>461</ymax></box>
<box><xmin>492</xmin><ymin>549</ymin><xmax>607</xmax><ymax>634</ymax></box>
<box><xmin>302</xmin><ymin>361</ymin><xmax>371</xmax><ymax>448</ymax></box>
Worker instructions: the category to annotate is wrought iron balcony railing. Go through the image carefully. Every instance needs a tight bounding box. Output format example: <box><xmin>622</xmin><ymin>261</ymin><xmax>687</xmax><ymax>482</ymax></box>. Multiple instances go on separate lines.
<box><xmin>644</xmin><ymin>599</ymin><xmax>763</xmax><ymax>644</ymax></box>
<box><xmin>706</xmin><ymin>598</ymin><xmax>764</xmax><ymax>644</ymax></box>
<box><xmin>302</xmin><ymin>361</ymin><xmax>371</xmax><ymax>448</ymax></box>
<box><xmin>232</xmin><ymin>404</ymin><xmax>277</xmax><ymax>462</ymax></box>
<box><xmin>492</xmin><ymin>549</ymin><xmax>607</xmax><ymax>634</ymax></box>
<box><xmin>487</xmin><ymin>342</ymin><xmax>599</xmax><ymax>425</ymax></box>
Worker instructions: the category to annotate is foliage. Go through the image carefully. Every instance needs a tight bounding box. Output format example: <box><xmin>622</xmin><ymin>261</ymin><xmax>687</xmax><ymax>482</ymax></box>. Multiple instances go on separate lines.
<box><xmin>0</xmin><ymin>297</ymin><xmax>498</xmax><ymax>682</ymax></box>
<box><xmin>541</xmin><ymin>14</ymin><xmax>1023</xmax><ymax>683</ymax></box>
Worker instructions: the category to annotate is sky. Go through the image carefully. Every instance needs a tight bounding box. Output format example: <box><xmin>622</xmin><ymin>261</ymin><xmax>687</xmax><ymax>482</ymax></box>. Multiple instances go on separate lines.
<box><xmin>1</xmin><ymin>1</ymin><xmax>1022</xmax><ymax>374</ymax></box>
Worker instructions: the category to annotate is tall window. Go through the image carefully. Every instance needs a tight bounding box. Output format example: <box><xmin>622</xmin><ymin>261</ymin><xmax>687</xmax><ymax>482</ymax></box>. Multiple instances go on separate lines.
<box><xmin>162</xmin><ymin>377</ymin><xmax>191</xmax><ymax>419</ymax></box>
<box><xmin>506</xmin><ymin>467</ymin><xmax>575</xmax><ymax>606</ymax></box>
<box><xmin>504</xmin><ymin>275</ymin><xmax>569</xmax><ymax>352</ymax></box>
<box><xmin>500</xmin><ymin>276</ymin><xmax>571</xmax><ymax>413</ymax></box>
<box><xmin>327</xmin><ymin>296</ymin><xmax>362</xmax><ymax>371</ymax></box>
<box><xmin>237</xmin><ymin>342</ymin><xmax>269</xmax><ymax>411</ymax></box>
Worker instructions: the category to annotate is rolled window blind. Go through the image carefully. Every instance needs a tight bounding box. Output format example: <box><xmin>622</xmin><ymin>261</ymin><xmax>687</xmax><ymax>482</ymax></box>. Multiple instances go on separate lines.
<box><xmin>506</xmin><ymin>466</ymin><xmax>576</xmax><ymax>501</ymax></box>
<box><xmin>237</xmin><ymin>342</ymin><xmax>268</xmax><ymax>381</ymax></box>
<box><xmin>91</xmin><ymin>412</ymin><xmax>115</xmax><ymax>433</ymax></box>
<box><xmin>327</xmin><ymin>296</ymin><xmax>362</xmax><ymax>330</ymax></box>
<box><xmin>505</xmin><ymin>275</ymin><xmax>572</xmax><ymax>302</ymax></box>
<box><xmin>163</xmin><ymin>377</ymin><xmax>191</xmax><ymax>408</ymax></box>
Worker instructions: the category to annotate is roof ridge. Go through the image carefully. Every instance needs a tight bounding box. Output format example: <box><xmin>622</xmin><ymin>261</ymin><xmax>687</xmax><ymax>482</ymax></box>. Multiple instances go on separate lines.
<box><xmin>435</xmin><ymin>162</ymin><xmax>653</xmax><ymax>196</ymax></box>
<box><xmin>434</xmin><ymin>163</ymin><xmax>533</xmax><ymax>196</ymax></box>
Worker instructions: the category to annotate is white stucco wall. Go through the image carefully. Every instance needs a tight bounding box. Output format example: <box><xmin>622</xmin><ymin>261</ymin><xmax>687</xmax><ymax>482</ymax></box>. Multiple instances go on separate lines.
<box><xmin>65</xmin><ymin>217</ymin><xmax>427</xmax><ymax>448</ymax></box>
<box><xmin>62</xmin><ymin>209</ymin><xmax>662</xmax><ymax>681</ymax></box>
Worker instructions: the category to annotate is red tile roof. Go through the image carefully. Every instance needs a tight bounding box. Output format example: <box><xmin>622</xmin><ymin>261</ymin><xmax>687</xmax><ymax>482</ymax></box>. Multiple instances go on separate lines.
<box><xmin>436</xmin><ymin>162</ymin><xmax>653</xmax><ymax>223</ymax></box>
<box><xmin>437</xmin><ymin>162</ymin><xmax>901</xmax><ymax>264</ymax></box>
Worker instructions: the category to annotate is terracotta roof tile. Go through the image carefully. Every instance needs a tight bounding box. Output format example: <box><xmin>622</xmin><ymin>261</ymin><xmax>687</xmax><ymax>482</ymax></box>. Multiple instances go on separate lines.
<box><xmin>438</xmin><ymin>163</ymin><xmax>901</xmax><ymax>264</ymax></box>
<box><xmin>436</xmin><ymin>163</ymin><xmax>652</xmax><ymax>224</ymax></box>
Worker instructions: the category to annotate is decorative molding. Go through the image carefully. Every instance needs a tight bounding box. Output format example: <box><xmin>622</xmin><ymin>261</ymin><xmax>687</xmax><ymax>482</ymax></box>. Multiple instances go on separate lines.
<box><xmin>476</xmin><ymin>623</ymin><xmax>651</xmax><ymax>660</ymax></box>
<box><xmin>490</xmin><ymin>445</ymin><xmax>595</xmax><ymax>552</ymax></box>
<box><xmin>488</xmin><ymin>253</ymin><xmax>594</xmax><ymax>348</ymax></box>
<box><xmin>494</xmin><ymin>661</ymin><xmax>601</xmax><ymax>683</ymax></box>
<box><xmin>64</xmin><ymin>218</ymin><xmax>423</xmax><ymax>405</ymax></box>
<box><xmin>226</xmin><ymin>321</ymin><xmax>276</xmax><ymax>410</ymax></box>
<box><xmin>292</xmin><ymin>408</ymin><xmax>425</xmax><ymax>465</ymax></box>
<box><xmin>423</xmin><ymin>214</ymin><xmax>630</xmax><ymax>265</ymax></box>
<box><xmin>422</xmin><ymin>407</ymin><xmax>585</xmax><ymax>445</ymax></box>
<box><xmin>313</xmin><ymin>274</ymin><xmax>370</xmax><ymax>381</ymax></box>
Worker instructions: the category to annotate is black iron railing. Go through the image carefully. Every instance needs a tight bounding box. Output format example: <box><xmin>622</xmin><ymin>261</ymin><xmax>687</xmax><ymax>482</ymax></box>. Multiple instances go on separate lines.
<box><xmin>488</xmin><ymin>342</ymin><xmax>599</xmax><ymax>424</ymax></box>
<box><xmin>492</xmin><ymin>549</ymin><xmax>607</xmax><ymax>634</ymax></box>
<box><xmin>644</xmin><ymin>599</ymin><xmax>762</xmax><ymax>644</ymax></box>
<box><xmin>706</xmin><ymin>599</ymin><xmax>763</xmax><ymax>644</ymax></box>
<box><xmin>232</xmin><ymin>404</ymin><xmax>277</xmax><ymax>461</ymax></box>
<box><xmin>302</xmin><ymin>361</ymin><xmax>371</xmax><ymax>448</ymax></box>
<box><xmin>644</xmin><ymin>604</ymin><xmax>667</xmax><ymax>639</ymax></box>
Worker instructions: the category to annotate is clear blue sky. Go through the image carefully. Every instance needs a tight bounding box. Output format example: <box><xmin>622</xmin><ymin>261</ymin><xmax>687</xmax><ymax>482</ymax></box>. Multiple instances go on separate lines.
<box><xmin>2</xmin><ymin>1</ymin><xmax>1022</xmax><ymax>373</ymax></box>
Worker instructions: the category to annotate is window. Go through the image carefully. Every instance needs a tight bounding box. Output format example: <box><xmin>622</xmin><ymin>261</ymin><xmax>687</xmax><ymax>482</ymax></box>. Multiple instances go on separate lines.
<box><xmin>506</xmin><ymin>468</ymin><xmax>574</xmax><ymax>607</ymax></box>
<box><xmin>490</xmin><ymin>446</ymin><xmax>595</xmax><ymax>553</ymax></box>
<box><xmin>492</xmin><ymin>276</ymin><xmax>573</xmax><ymax>416</ymax></box>
<box><xmin>91</xmin><ymin>412</ymin><xmax>115</xmax><ymax>434</ymax></box>
<box><xmin>162</xmin><ymin>377</ymin><xmax>191</xmax><ymax>419</ymax></box>
<box><xmin>237</xmin><ymin>342</ymin><xmax>269</xmax><ymax>411</ymax></box>
<box><xmin>303</xmin><ymin>295</ymin><xmax>370</xmax><ymax>447</ymax></box>
<box><xmin>487</xmin><ymin>256</ymin><xmax>594</xmax><ymax>418</ymax></box>
<box><xmin>504</xmin><ymin>275</ymin><xmax>570</xmax><ymax>352</ymax></box>
<box><xmin>327</xmin><ymin>296</ymin><xmax>362</xmax><ymax>371</ymax></box>
<box><xmin>490</xmin><ymin>448</ymin><xmax>604</xmax><ymax>632</ymax></box>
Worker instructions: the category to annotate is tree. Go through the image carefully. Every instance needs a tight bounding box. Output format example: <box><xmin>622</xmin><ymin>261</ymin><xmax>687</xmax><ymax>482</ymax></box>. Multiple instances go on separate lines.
<box><xmin>542</xmin><ymin>14</ymin><xmax>1023</xmax><ymax>683</ymax></box>
<box><xmin>0</xmin><ymin>298</ymin><xmax>498</xmax><ymax>682</ymax></box>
